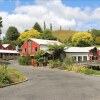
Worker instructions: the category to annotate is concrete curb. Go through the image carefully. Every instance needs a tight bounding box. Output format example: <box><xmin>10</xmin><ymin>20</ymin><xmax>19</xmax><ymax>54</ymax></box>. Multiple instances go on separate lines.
<box><xmin>0</xmin><ymin>77</ymin><xmax>28</xmax><ymax>88</ymax></box>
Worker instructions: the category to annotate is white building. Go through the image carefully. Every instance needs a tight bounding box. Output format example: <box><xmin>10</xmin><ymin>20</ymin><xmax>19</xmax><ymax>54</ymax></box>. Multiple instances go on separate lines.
<box><xmin>64</xmin><ymin>47</ymin><xmax>94</xmax><ymax>62</ymax></box>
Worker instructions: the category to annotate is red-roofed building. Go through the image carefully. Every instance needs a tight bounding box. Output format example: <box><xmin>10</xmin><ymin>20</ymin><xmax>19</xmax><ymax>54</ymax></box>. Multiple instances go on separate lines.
<box><xmin>2</xmin><ymin>44</ymin><xmax>14</xmax><ymax>50</ymax></box>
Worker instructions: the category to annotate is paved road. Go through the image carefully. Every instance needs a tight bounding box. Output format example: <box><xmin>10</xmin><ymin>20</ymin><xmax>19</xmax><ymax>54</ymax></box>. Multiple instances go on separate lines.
<box><xmin>0</xmin><ymin>60</ymin><xmax>100</xmax><ymax>100</ymax></box>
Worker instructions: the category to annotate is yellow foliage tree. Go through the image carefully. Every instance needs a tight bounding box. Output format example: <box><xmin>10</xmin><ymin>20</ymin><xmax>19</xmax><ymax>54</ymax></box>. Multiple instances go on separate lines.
<box><xmin>18</xmin><ymin>29</ymin><xmax>40</xmax><ymax>42</ymax></box>
<box><xmin>95</xmin><ymin>37</ymin><xmax>100</xmax><ymax>45</ymax></box>
<box><xmin>72</xmin><ymin>32</ymin><xmax>93</xmax><ymax>47</ymax></box>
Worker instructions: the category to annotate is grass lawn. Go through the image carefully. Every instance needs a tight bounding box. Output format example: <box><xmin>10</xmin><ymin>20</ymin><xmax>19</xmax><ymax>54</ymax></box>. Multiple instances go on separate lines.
<box><xmin>0</xmin><ymin>65</ymin><xmax>26</xmax><ymax>87</ymax></box>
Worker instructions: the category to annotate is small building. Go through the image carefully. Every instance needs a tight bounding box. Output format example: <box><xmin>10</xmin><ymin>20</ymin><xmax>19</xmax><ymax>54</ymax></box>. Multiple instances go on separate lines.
<box><xmin>0</xmin><ymin>49</ymin><xmax>19</xmax><ymax>59</ymax></box>
<box><xmin>0</xmin><ymin>44</ymin><xmax>4</xmax><ymax>49</ymax></box>
<box><xmin>0</xmin><ymin>44</ymin><xmax>19</xmax><ymax>59</ymax></box>
<box><xmin>21</xmin><ymin>38</ymin><xmax>61</xmax><ymax>56</ymax></box>
<box><xmin>64</xmin><ymin>47</ymin><xmax>94</xmax><ymax>62</ymax></box>
<box><xmin>2</xmin><ymin>44</ymin><xmax>14</xmax><ymax>50</ymax></box>
<box><xmin>88</xmin><ymin>47</ymin><xmax>100</xmax><ymax>61</ymax></box>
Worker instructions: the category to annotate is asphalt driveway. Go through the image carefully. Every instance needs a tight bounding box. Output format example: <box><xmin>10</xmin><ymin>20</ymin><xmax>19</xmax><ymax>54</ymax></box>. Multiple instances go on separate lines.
<box><xmin>0</xmin><ymin>60</ymin><xmax>100</xmax><ymax>100</ymax></box>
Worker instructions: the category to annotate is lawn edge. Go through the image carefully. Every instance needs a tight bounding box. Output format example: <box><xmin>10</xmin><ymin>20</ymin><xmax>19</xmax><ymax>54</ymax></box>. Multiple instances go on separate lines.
<box><xmin>0</xmin><ymin>77</ymin><xmax>28</xmax><ymax>88</ymax></box>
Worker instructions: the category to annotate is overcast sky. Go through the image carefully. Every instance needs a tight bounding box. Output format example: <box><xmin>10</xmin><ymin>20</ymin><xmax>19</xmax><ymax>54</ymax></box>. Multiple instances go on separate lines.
<box><xmin>1</xmin><ymin>0</ymin><xmax>100</xmax><ymax>37</ymax></box>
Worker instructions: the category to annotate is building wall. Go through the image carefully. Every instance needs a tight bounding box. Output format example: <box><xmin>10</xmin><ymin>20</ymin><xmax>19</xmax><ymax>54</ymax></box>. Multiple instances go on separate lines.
<box><xmin>31</xmin><ymin>40</ymin><xmax>40</xmax><ymax>56</ymax></box>
<box><xmin>66</xmin><ymin>52</ymin><xmax>89</xmax><ymax>61</ymax></box>
<box><xmin>0</xmin><ymin>44</ymin><xmax>4</xmax><ymax>49</ymax></box>
<box><xmin>21</xmin><ymin>42</ymin><xmax>28</xmax><ymax>56</ymax></box>
<box><xmin>21</xmin><ymin>40</ymin><xmax>40</xmax><ymax>56</ymax></box>
<box><xmin>40</xmin><ymin>45</ymin><xmax>48</xmax><ymax>51</ymax></box>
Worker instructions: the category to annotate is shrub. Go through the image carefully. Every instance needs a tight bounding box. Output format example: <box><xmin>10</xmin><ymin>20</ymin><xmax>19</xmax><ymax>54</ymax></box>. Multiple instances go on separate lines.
<box><xmin>67</xmin><ymin>65</ymin><xmax>87</xmax><ymax>72</ymax></box>
<box><xmin>18</xmin><ymin>55</ymin><xmax>31</xmax><ymax>65</ymax></box>
<box><xmin>0</xmin><ymin>66</ymin><xmax>12</xmax><ymax>84</ymax></box>
<box><xmin>61</xmin><ymin>56</ymin><xmax>74</xmax><ymax>69</ymax></box>
<box><xmin>34</xmin><ymin>50</ymin><xmax>45</xmax><ymax>62</ymax></box>
<box><xmin>49</xmin><ymin>60</ymin><xmax>62</xmax><ymax>68</ymax></box>
<box><xmin>0</xmin><ymin>65</ymin><xmax>26</xmax><ymax>86</ymax></box>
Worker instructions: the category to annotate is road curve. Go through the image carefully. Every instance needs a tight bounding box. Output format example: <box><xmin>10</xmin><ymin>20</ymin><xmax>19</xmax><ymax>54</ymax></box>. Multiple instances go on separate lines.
<box><xmin>0</xmin><ymin>60</ymin><xmax>100</xmax><ymax>100</ymax></box>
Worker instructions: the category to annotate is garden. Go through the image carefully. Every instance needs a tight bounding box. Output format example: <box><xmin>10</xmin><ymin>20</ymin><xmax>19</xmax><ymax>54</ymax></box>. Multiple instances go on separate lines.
<box><xmin>0</xmin><ymin>64</ymin><xmax>26</xmax><ymax>87</ymax></box>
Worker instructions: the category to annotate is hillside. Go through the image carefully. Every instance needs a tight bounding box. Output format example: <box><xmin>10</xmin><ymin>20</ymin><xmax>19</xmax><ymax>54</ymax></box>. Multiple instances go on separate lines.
<box><xmin>52</xmin><ymin>30</ymin><xmax>78</xmax><ymax>42</ymax></box>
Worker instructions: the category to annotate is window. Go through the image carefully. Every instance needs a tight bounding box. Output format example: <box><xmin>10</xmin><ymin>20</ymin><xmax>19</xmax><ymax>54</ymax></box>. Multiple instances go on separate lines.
<box><xmin>73</xmin><ymin>56</ymin><xmax>76</xmax><ymax>61</ymax></box>
<box><xmin>83</xmin><ymin>56</ymin><xmax>87</xmax><ymax>61</ymax></box>
<box><xmin>33</xmin><ymin>47</ymin><xmax>37</xmax><ymax>52</ymax></box>
<box><xmin>24</xmin><ymin>48</ymin><xmax>26</xmax><ymax>52</ymax></box>
<box><xmin>78</xmin><ymin>56</ymin><xmax>82</xmax><ymax>62</ymax></box>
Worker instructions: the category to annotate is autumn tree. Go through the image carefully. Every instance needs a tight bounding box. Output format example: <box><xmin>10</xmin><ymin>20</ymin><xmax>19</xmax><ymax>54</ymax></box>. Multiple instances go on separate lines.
<box><xmin>19</xmin><ymin>29</ymin><xmax>40</xmax><ymax>42</ymax></box>
<box><xmin>72</xmin><ymin>32</ymin><xmax>93</xmax><ymax>47</ymax></box>
<box><xmin>95</xmin><ymin>37</ymin><xmax>100</xmax><ymax>45</ymax></box>
<box><xmin>33</xmin><ymin>22</ymin><xmax>42</xmax><ymax>33</ymax></box>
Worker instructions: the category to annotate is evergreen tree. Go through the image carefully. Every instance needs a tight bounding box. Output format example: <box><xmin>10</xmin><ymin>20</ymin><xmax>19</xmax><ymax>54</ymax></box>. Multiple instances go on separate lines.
<box><xmin>0</xmin><ymin>16</ymin><xmax>3</xmax><ymax>34</ymax></box>
<box><xmin>60</xmin><ymin>25</ymin><xmax>62</xmax><ymax>31</ymax></box>
<box><xmin>33</xmin><ymin>22</ymin><xmax>42</xmax><ymax>33</ymax></box>
<box><xmin>6</xmin><ymin>26</ymin><xmax>20</xmax><ymax>41</ymax></box>
<box><xmin>44</xmin><ymin>21</ymin><xmax>46</xmax><ymax>30</ymax></box>
<box><xmin>50</xmin><ymin>23</ymin><xmax>52</xmax><ymax>31</ymax></box>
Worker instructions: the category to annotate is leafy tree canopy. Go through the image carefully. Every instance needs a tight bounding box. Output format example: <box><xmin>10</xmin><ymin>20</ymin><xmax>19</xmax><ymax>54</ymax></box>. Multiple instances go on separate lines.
<box><xmin>19</xmin><ymin>29</ymin><xmax>40</xmax><ymax>42</ymax></box>
<box><xmin>72</xmin><ymin>32</ymin><xmax>93</xmax><ymax>47</ymax></box>
<box><xmin>6</xmin><ymin>26</ymin><xmax>19</xmax><ymax>41</ymax></box>
<box><xmin>40</xmin><ymin>29</ymin><xmax>57</xmax><ymax>40</ymax></box>
<box><xmin>48</xmin><ymin>44</ymin><xmax>65</xmax><ymax>60</ymax></box>
<box><xmin>33</xmin><ymin>22</ymin><xmax>42</xmax><ymax>33</ymax></box>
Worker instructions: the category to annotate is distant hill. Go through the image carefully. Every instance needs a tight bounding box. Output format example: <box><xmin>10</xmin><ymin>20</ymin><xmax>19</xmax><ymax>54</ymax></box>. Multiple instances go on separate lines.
<box><xmin>52</xmin><ymin>30</ymin><xmax>78</xmax><ymax>42</ymax></box>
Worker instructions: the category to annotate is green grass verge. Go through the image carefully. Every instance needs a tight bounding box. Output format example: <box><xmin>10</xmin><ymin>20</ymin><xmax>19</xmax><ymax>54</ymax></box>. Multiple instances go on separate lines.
<box><xmin>81</xmin><ymin>69</ymin><xmax>100</xmax><ymax>75</ymax></box>
<box><xmin>63</xmin><ymin>65</ymin><xmax>100</xmax><ymax>75</ymax></box>
<box><xmin>0</xmin><ymin>65</ymin><xmax>26</xmax><ymax>87</ymax></box>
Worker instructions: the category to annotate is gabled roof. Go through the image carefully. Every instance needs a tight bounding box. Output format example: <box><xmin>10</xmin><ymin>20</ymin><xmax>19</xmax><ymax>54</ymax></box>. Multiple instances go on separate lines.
<box><xmin>2</xmin><ymin>44</ymin><xmax>10</xmax><ymax>48</ymax></box>
<box><xmin>64</xmin><ymin>47</ymin><xmax>95</xmax><ymax>53</ymax></box>
<box><xmin>0</xmin><ymin>50</ymin><xmax>19</xmax><ymax>54</ymax></box>
<box><xmin>29</xmin><ymin>38</ymin><xmax>61</xmax><ymax>45</ymax></box>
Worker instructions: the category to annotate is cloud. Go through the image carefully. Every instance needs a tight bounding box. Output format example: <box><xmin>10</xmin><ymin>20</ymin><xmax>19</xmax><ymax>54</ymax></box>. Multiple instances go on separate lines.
<box><xmin>1</xmin><ymin>0</ymin><xmax>100</xmax><ymax>35</ymax></box>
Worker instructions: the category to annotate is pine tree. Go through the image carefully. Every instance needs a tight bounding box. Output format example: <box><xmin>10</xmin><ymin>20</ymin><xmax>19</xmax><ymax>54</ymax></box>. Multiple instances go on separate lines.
<box><xmin>60</xmin><ymin>25</ymin><xmax>62</xmax><ymax>31</ymax></box>
<box><xmin>0</xmin><ymin>16</ymin><xmax>3</xmax><ymax>34</ymax></box>
<box><xmin>44</xmin><ymin>21</ymin><xmax>46</xmax><ymax>30</ymax></box>
<box><xmin>33</xmin><ymin>22</ymin><xmax>42</xmax><ymax>33</ymax></box>
<box><xmin>50</xmin><ymin>23</ymin><xmax>52</xmax><ymax>31</ymax></box>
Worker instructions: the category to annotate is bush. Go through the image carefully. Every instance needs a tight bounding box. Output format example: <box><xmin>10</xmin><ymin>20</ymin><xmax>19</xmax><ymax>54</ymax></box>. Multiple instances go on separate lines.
<box><xmin>18</xmin><ymin>55</ymin><xmax>31</xmax><ymax>65</ymax></box>
<box><xmin>67</xmin><ymin>65</ymin><xmax>86</xmax><ymax>72</ymax></box>
<box><xmin>61</xmin><ymin>56</ymin><xmax>74</xmax><ymax>69</ymax></box>
<box><xmin>0</xmin><ymin>66</ymin><xmax>12</xmax><ymax>84</ymax></box>
<box><xmin>34</xmin><ymin>50</ymin><xmax>45</xmax><ymax>62</ymax></box>
<box><xmin>0</xmin><ymin>65</ymin><xmax>26</xmax><ymax>86</ymax></box>
<box><xmin>49</xmin><ymin>60</ymin><xmax>62</xmax><ymax>68</ymax></box>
